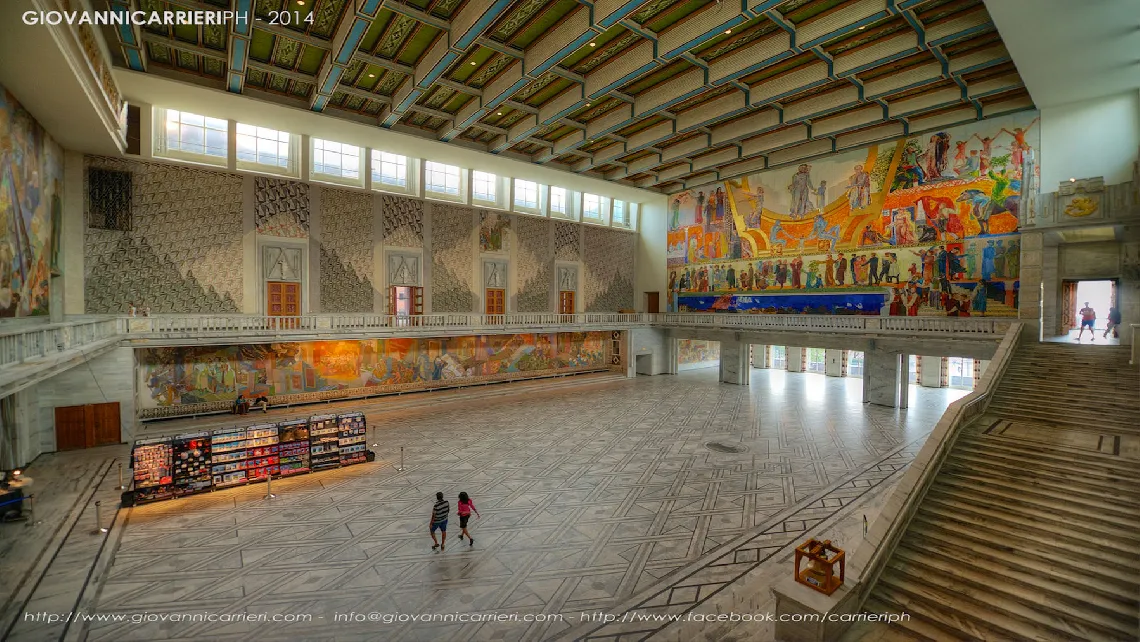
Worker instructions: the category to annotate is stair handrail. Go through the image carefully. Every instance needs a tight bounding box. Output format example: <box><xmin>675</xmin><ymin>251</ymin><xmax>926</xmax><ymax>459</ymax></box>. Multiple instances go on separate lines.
<box><xmin>773</xmin><ymin>321</ymin><xmax>1024</xmax><ymax>640</ymax></box>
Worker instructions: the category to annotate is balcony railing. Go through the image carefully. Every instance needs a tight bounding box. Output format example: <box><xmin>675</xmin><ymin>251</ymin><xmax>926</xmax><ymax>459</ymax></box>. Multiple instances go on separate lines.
<box><xmin>115</xmin><ymin>312</ymin><xmax>1010</xmax><ymax>338</ymax></box>
<box><xmin>0</xmin><ymin>318</ymin><xmax>124</xmax><ymax>367</ymax></box>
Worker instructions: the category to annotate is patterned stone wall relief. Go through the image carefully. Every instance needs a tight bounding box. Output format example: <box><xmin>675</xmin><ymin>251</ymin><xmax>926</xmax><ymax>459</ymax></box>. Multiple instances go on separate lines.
<box><xmin>584</xmin><ymin>226</ymin><xmax>636</xmax><ymax>312</ymax></box>
<box><xmin>381</xmin><ymin>194</ymin><xmax>424</xmax><ymax>247</ymax></box>
<box><xmin>516</xmin><ymin>215</ymin><xmax>552</xmax><ymax>312</ymax></box>
<box><xmin>254</xmin><ymin>176</ymin><xmax>309</xmax><ymax>238</ymax></box>
<box><xmin>83</xmin><ymin>156</ymin><xmax>242</xmax><ymax>313</ymax></box>
<box><xmin>430</xmin><ymin>205</ymin><xmax>475</xmax><ymax>312</ymax></box>
<box><xmin>320</xmin><ymin>188</ymin><xmax>374</xmax><ymax>312</ymax></box>
<box><xmin>554</xmin><ymin>220</ymin><xmax>580</xmax><ymax>262</ymax></box>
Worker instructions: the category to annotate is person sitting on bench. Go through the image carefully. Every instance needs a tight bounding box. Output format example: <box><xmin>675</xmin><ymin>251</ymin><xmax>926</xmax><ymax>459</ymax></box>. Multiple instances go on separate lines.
<box><xmin>253</xmin><ymin>395</ymin><xmax>269</xmax><ymax>413</ymax></box>
<box><xmin>232</xmin><ymin>394</ymin><xmax>249</xmax><ymax>415</ymax></box>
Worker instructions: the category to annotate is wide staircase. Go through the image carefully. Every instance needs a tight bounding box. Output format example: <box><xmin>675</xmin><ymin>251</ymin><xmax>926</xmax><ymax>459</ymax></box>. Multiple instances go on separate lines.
<box><xmin>857</xmin><ymin>342</ymin><xmax>1140</xmax><ymax>641</ymax></box>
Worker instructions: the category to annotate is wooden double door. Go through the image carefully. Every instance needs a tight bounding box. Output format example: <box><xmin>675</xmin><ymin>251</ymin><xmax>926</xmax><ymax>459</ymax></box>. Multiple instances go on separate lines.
<box><xmin>55</xmin><ymin>402</ymin><xmax>121</xmax><ymax>451</ymax></box>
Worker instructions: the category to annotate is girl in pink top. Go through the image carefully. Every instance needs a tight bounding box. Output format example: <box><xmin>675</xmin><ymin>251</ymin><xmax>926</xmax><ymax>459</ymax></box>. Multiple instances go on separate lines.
<box><xmin>457</xmin><ymin>491</ymin><xmax>480</xmax><ymax>546</ymax></box>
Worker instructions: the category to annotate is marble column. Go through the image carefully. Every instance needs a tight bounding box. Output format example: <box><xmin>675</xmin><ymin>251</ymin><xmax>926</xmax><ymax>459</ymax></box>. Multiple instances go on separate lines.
<box><xmin>719</xmin><ymin>339</ymin><xmax>750</xmax><ymax>385</ymax></box>
<box><xmin>751</xmin><ymin>344</ymin><xmax>769</xmax><ymax>369</ymax></box>
<box><xmin>786</xmin><ymin>347</ymin><xmax>805</xmax><ymax>373</ymax></box>
<box><xmin>919</xmin><ymin>356</ymin><xmax>943</xmax><ymax>387</ymax></box>
<box><xmin>824</xmin><ymin>349</ymin><xmax>844</xmax><ymax>377</ymax></box>
<box><xmin>863</xmin><ymin>346</ymin><xmax>902</xmax><ymax>407</ymax></box>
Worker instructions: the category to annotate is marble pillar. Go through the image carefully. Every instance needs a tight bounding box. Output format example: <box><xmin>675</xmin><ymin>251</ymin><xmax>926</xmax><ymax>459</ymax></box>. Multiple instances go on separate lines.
<box><xmin>751</xmin><ymin>344</ymin><xmax>769</xmax><ymax>369</ymax></box>
<box><xmin>786</xmin><ymin>347</ymin><xmax>805</xmax><ymax>373</ymax></box>
<box><xmin>919</xmin><ymin>356</ymin><xmax>943</xmax><ymax>388</ymax></box>
<box><xmin>719</xmin><ymin>339</ymin><xmax>750</xmax><ymax>385</ymax></box>
<box><xmin>863</xmin><ymin>347</ymin><xmax>902</xmax><ymax>407</ymax></box>
<box><xmin>824</xmin><ymin>349</ymin><xmax>844</xmax><ymax>377</ymax></box>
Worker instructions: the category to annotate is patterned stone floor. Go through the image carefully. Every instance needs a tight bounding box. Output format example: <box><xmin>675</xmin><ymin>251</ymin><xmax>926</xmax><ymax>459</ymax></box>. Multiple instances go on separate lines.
<box><xmin>76</xmin><ymin>369</ymin><xmax>962</xmax><ymax>642</ymax></box>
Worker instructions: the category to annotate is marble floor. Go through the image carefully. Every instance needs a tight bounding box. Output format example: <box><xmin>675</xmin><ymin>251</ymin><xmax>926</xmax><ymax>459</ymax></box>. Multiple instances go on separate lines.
<box><xmin>3</xmin><ymin>370</ymin><xmax>964</xmax><ymax>642</ymax></box>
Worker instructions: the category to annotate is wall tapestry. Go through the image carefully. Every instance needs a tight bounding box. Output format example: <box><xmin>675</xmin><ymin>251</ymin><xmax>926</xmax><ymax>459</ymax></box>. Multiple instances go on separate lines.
<box><xmin>667</xmin><ymin>112</ymin><xmax>1038</xmax><ymax>317</ymax></box>
<box><xmin>1</xmin><ymin>85</ymin><xmax>62</xmax><ymax>317</ymax></box>
<box><xmin>137</xmin><ymin>332</ymin><xmax>608</xmax><ymax>411</ymax></box>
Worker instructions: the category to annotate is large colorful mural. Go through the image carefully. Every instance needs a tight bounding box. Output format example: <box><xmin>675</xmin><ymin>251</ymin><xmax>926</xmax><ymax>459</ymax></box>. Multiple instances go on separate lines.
<box><xmin>138</xmin><ymin>332</ymin><xmax>607</xmax><ymax>410</ymax></box>
<box><xmin>677</xmin><ymin>339</ymin><xmax>720</xmax><ymax>371</ymax></box>
<box><xmin>667</xmin><ymin>113</ymin><xmax>1037</xmax><ymax>317</ymax></box>
<box><xmin>1</xmin><ymin>85</ymin><xmax>63</xmax><ymax>317</ymax></box>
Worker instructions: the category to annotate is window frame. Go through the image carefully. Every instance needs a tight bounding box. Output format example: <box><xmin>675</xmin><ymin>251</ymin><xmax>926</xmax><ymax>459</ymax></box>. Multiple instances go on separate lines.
<box><xmin>472</xmin><ymin>170</ymin><xmax>497</xmax><ymax>204</ymax></box>
<box><xmin>235</xmin><ymin>122</ymin><xmax>298</xmax><ymax>177</ymax></box>
<box><xmin>310</xmin><ymin>137</ymin><xmax>364</xmax><ymax>187</ymax></box>
<box><xmin>424</xmin><ymin>160</ymin><xmax>464</xmax><ymax>202</ymax></box>
<box><xmin>371</xmin><ymin>150</ymin><xmax>411</xmax><ymax>194</ymax></box>
<box><xmin>153</xmin><ymin>107</ymin><xmax>229</xmax><ymax>166</ymax></box>
<box><xmin>549</xmin><ymin>186</ymin><xmax>570</xmax><ymax>218</ymax></box>
<box><xmin>582</xmin><ymin>193</ymin><xmax>603</xmax><ymax>221</ymax></box>
<box><xmin>513</xmin><ymin>179</ymin><xmax>541</xmax><ymax>214</ymax></box>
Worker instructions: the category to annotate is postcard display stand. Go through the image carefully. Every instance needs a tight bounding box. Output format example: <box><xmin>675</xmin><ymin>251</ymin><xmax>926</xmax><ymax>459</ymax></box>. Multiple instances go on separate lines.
<box><xmin>122</xmin><ymin>413</ymin><xmax>372</xmax><ymax>507</ymax></box>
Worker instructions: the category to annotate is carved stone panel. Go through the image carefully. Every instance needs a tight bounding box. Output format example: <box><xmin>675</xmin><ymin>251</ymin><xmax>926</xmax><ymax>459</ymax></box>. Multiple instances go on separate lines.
<box><xmin>557</xmin><ymin>265</ymin><xmax>578</xmax><ymax>291</ymax></box>
<box><xmin>484</xmin><ymin>259</ymin><xmax>508</xmax><ymax>289</ymax></box>
<box><xmin>388</xmin><ymin>252</ymin><xmax>420</xmax><ymax>286</ymax></box>
<box><xmin>263</xmin><ymin>246</ymin><xmax>303</xmax><ymax>281</ymax></box>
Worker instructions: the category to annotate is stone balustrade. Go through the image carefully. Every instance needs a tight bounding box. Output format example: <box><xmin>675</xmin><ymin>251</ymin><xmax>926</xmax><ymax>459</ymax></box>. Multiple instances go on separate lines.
<box><xmin>0</xmin><ymin>318</ymin><xmax>124</xmax><ymax>367</ymax></box>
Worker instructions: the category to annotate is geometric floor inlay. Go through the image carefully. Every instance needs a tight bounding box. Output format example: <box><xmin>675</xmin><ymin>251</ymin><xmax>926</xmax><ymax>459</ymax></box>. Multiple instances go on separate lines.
<box><xmin>982</xmin><ymin>418</ymin><xmax>1121</xmax><ymax>455</ymax></box>
<box><xmin>77</xmin><ymin>369</ymin><xmax>963</xmax><ymax>642</ymax></box>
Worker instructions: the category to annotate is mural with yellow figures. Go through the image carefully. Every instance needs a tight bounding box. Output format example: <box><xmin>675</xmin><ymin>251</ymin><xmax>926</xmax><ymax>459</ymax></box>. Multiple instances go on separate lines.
<box><xmin>667</xmin><ymin>112</ymin><xmax>1038</xmax><ymax>317</ymax></box>
<box><xmin>138</xmin><ymin>332</ymin><xmax>608</xmax><ymax>409</ymax></box>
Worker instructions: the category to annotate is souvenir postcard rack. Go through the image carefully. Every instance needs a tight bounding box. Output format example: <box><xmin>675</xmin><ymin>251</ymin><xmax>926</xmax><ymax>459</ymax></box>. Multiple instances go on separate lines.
<box><xmin>123</xmin><ymin>413</ymin><xmax>372</xmax><ymax>506</ymax></box>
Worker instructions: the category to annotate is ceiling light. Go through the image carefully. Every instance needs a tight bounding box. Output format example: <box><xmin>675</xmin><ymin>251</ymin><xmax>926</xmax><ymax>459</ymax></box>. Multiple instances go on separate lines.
<box><xmin>589</xmin><ymin>42</ymin><xmax>596</xmax><ymax>47</ymax></box>
<box><xmin>296</xmin><ymin>0</ymin><xmax>304</xmax><ymax>4</ymax></box>
<box><xmin>497</xmin><ymin>111</ymin><xmax>503</xmax><ymax>115</ymax></box>
<box><xmin>586</xmin><ymin>102</ymin><xmax>591</xmax><ymax>107</ymax></box>
<box><xmin>858</xmin><ymin>25</ymin><xmax>866</xmax><ymax>30</ymax></box>
<box><xmin>368</xmin><ymin>73</ymin><xmax>375</xmax><ymax>78</ymax></box>
<box><xmin>1070</xmin><ymin>177</ymin><xmax>1076</xmax><ymax>182</ymax></box>
<box><xmin>724</xmin><ymin>29</ymin><xmax>732</xmax><ymax>35</ymax></box>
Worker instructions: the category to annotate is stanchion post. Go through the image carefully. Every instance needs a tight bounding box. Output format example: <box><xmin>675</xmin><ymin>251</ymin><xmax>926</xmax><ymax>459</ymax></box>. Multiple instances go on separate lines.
<box><xmin>92</xmin><ymin>500</ymin><xmax>108</xmax><ymax>534</ymax></box>
<box><xmin>265</xmin><ymin>473</ymin><xmax>276</xmax><ymax>500</ymax></box>
<box><xmin>395</xmin><ymin>446</ymin><xmax>406</xmax><ymax>472</ymax></box>
<box><xmin>24</xmin><ymin>494</ymin><xmax>34</xmax><ymax>528</ymax></box>
<box><xmin>115</xmin><ymin>462</ymin><xmax>126</xmax><ymax>490</ymax></box>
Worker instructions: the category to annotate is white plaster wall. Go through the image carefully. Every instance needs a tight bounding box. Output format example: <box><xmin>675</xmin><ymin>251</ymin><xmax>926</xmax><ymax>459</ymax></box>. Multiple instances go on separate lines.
<box><xmin>1040</xmin><ymin>90</ymin><xmax>1140</xmax><ymax>189</ymax></box>
<box><xmin>629</xmin><ymin>327</ymin><xmax>671</xmax><ymax>375</ymax></box>
<box><xmin>636</xmin><ymin>197</ymin><xmax>669</xmax><ymax>312</ymax></box>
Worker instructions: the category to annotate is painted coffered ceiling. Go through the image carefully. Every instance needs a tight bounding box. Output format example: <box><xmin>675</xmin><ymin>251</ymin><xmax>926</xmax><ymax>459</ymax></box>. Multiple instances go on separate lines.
<box><xmin>98</xmin><ymin>0</ymin><xmax>1033</xmax><ymax>193</ymax></box>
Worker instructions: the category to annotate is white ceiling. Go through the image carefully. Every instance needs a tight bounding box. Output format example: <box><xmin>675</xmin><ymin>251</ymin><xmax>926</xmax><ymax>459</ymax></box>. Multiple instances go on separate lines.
<box><xmin>986</xmin><ymin>0</ymin><xmax>1140</xmax><ymax>108</ymax></box>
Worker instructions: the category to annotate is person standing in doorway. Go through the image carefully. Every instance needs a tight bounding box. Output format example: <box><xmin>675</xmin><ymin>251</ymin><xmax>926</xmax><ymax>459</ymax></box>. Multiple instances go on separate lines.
<box><xmin>1076</xmin><ymin>302</ymin><xmax>1097</xmax><ymax>341</ymax></box>
<box><xmin>430</xmin><ymin>491</ymin><xmax>450</xmax><ymax>551</ymax></box>
<box><xmin>1104</xmin><ymin>306</ymin><xmax>1122</xmax><ymax>339</ymax></box>
<box><xmin>456</xmin><ymin>491</ymin><xmax>480</xmax><ymax>546</ymax></box>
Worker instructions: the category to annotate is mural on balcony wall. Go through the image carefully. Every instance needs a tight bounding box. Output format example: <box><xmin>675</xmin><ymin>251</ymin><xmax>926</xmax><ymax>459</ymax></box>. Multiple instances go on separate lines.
<box><xmin>666</xmin><ymin>112</ymin><xmax>1038</xmax><ymax>317</ymax></box>
<box><xmin>1</xmin><ymin>85</ymin><xmax>62</xmax><ymax>317</ymax></box>
<box><xmin>137</xmin><ymin>332</ymin><xmax>608</xmax><ymax>410</ymax></box>
<box><xmin>677</xmin><ymin>339</ymin><xmax>719</xmax><ymax>371</ymax></box>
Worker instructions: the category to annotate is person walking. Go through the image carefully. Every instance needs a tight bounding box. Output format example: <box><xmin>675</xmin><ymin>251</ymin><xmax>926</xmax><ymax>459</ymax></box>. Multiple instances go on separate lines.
<box><xmin>1076</xmin><ymin>302</ymin><xmax>1097</xmax><ymax>342</ymax></box>
<box><xmin>430</xmin><ymin>492</ymin><xmax>450</xmax><ymax>551</ymax></box>
<box><xmin>456</xmin><ymin>491</ymin><xmax>481</xmax><ymax>546</ymax></box>
<box><xmin>1104</xmin><ymin>306</ymin><xmax>1122</xmax><ymax>339</ymax></box>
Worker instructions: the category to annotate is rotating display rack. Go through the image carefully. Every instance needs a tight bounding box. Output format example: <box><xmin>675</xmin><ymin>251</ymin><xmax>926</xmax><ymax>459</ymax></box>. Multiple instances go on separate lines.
<box><xmin>309</xmin><ymin>414</ymin><xmax>340</xmax><ymax>471</ymax></box>
<box><xmin>131</xmin><ymin>436</ymin><xmax>174</xmax><ymax>503</ymax></box>
<box><xmin>172</xmin><ymin>431</ymin><xmax>211</xmax><ymax>495</ymax></box>
<box><xmin>122</xmin><ymin>413</ymin><xmax>373</xmax><ymax>507</ymax></box>
<box><xmin>338</xmin><ymin>412</ymin><xmax>367</xmax><ymax>466</ymax></box>
<box><xmin>277</xmin><ymin>418</ymin><xmax>311</xmax><ymax>477</ymax></box>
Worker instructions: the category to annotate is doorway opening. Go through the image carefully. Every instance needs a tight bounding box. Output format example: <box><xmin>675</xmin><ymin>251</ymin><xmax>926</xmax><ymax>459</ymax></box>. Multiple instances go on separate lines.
<box><xmin>848</xmin><ymin>351</ymin><xmax>865</xmax><ymax>378</ymax></box>
<box><xmin>1063</xmin><ymin>279</ymin><xmax>1116</xmax><ymax>333</ymax></box>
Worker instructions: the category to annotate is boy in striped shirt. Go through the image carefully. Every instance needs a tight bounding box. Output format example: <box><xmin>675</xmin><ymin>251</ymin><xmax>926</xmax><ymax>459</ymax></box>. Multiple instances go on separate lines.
<box><xmin>430</xmin><ymin>492</ymin><xmax>449</xmax><ymax>552</ymax></box>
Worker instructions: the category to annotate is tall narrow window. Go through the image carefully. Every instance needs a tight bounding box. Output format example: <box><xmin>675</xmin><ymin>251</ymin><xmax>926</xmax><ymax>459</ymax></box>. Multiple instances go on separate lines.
<box><xmin>236</xmin><ymin>123</ymin><xmax>294</xmax><ymax>173</ymax></box>
<box><xmin>612</xmin><ymin>200</ymin><xmax>627</xmax><ymax>227</ymax></box>
<box><xmin>514</xmin><ymin>179</ymin><xmax>538</xmax><ymax>210</ymax></box>
<box><xmin>312</xmin><ymin>138</ymin><xmax>362</xmax><ymax>183</ymax></box>
<box><xmin>425</xmin><ymin>161</ymin><xmax>461</xmax><ymax>196</ymax></box>
<box><xmin>157</xmin><ymin>109</ymin><xmax>227</xmax><ymax>160</ymax></box>
<box><xmin>372</xmin><ymin>151</ymin><xmax>407</xmax><ymax>188</ymax></box>
<box><xmin>472</xmin><ymin>171</ymin><xmax>496</xmax><ymax>202</ymax></box>
<box><xmin>550</xmin><ymin>187</ymin><xmax>567</xmax><ymax>215</ymax></box>
<box><xmin>772</xmin><ymin>346</ymin><xmax>787</xmax><ymax>369</ymax></box>
<box><xmin>583</xmin><ymin>193</ymin><xmax>602</xmax><ymax>219</ymax></box>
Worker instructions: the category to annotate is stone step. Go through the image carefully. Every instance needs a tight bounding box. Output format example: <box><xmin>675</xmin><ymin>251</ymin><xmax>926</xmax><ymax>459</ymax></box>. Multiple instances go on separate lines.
<box><xmin>880</xmin><ymin>557</ymin><xmax>1135</xmax><ymax>641</ymax></box>
<box><xmin>891</xmin><ymin>545</ymin><xmax>1138</xmax><ymax>638</ymax></box>
<box><xmin>956</xmin><ymin>432</ymin><xmax>1139</xmax><ymax>471</ymax></box>
<box><xmin>971</xmin><ymin>407</ymin><xmax>1139</xmax><ymax>434</ymax></box>
<box><xmin>858</xmin><ymin>596</ymin><xmax>952</xmax><ymax>641</ymax></box>
<box><xmin>903</xmin><ymin>528</ymin><xmax>1139</xmax><ymax>614</ymax></box>
<box><xmin>914</xmin><ymin>506</ymin><xmax>1140</xmax><ymax>574</ymax></box>
<box><xmin>938</xmin><ymin>463</ymin><xmax>1139</xmax><ymax>518</ymax></box>
<box><xmin>948</xmin><ymin>445</ymin><xmax>1140</xmax><ymax>488</ymax></box>
<box><xmin>990</xmin><ymin>386</ymin><xmax>1140</xmax><ymax>411</ymax></box>
<box><xmin>923</xmin><ymin>488</ymin><xmax>1140</xmax><ymax>552</ymax></box>
<box><xmin>874</xmin><ymin>568</ymin><xmax>1086</xmax><ymax>641</ymax></box>
<box><xmin>993</xmin><ymin>376</ymin><xmax>1140</xmax><ymax>394</ymax></box>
